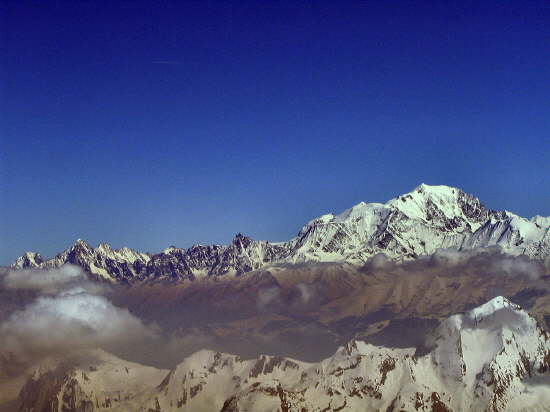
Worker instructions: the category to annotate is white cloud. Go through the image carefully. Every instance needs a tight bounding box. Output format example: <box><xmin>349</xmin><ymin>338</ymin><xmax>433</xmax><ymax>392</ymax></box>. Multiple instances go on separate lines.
<box><xmin>3</xmin><ymin>264</ymin><xmax>104</xmax><ymax>295</ymax></box>
<box><xmin>0</xmin><ymin>266</ymin><xmax>158</xmax><ymax>363</ymax></box>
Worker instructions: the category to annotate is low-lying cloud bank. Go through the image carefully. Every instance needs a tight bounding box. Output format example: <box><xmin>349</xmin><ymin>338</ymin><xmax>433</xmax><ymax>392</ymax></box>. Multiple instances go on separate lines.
<box><xmin>0</xmin><ymin>265</ymin><xmax>158</xmax><ymax>369</ymax></box>
<box><xmin>3</xmin><ymin>264</ymin><xmax>105</xmax><ymax>294</ymax></box>
<box><xmin>1</xmin><ymin>247</ymin><xmax>548</xmax><ymax>371</ymax></box>
<box><xmin>361</xmin><ymin>246</ymin><xmax>550</xmax><ymax>280</ymax></box>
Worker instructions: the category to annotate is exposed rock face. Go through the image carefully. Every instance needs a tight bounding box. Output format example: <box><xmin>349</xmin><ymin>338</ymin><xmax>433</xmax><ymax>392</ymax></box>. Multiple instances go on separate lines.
<box><xmin>12</xmin><ymin>184</ymin><xmax>550</xmax><ymax>282</ymax></box>
<box><xmin>18</xmin><ymin>297</ymin><xmax>550</xmax><ymax>411</ymax></box>
<box><xmin>13</xmin><ymin>252</ymin><xmax>44</xmax><ymax>269</ymax></box>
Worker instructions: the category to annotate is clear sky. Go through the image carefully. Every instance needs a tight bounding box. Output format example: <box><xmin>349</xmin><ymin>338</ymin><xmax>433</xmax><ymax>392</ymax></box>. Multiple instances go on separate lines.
<box><xmin>1</xmin><ymin>0</ymin><xmax>549</xmax><ymax>264</ymax></box>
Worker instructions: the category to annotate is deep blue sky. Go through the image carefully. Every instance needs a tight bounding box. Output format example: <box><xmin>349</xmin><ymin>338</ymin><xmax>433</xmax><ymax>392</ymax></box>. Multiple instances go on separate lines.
<box><xmin>1</xmin><ymin>1</ymin><xmax>549</xmax><ymax>264</ymax></box>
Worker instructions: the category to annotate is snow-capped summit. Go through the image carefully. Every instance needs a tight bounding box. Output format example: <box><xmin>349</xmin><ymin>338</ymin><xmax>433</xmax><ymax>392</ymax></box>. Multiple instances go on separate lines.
<box><xmin>12</xmin><ymin>251</ymin><xmax>44</xmax><ymax>269</ymax></box>
<box><xmin>288</xmin><ymin>183</ymin><xmax>548</xmax><ymax>263</ymax></box>
<box><xmin>467</xmin><ymin>295</ymin><xmax>519</xmax><ymax>318</ymax></box>
<box><xmin>12</xmin><ymin>184</ymin><xmax>550</xmax><ymax>282</ymax></box>
<box><xmin>388</xmin><ymin>183</ymin><xmax>489</xmax><ymax>230</ymax></box>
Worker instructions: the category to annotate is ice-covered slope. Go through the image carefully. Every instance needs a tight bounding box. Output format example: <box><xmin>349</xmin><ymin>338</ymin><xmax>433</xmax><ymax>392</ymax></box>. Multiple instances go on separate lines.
<box><xmin>12</xmin><ymin>184</ymin><xmax>550</xmax><ymax>282</ymax></box>
<box><xmin>18</xmin><ymin>297</ymin><xmax>550</xmax><ymax>411</ymax></box>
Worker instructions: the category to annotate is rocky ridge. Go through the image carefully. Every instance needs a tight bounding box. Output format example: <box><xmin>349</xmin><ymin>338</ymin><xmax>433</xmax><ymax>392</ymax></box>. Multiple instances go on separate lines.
<box><xmin>12</xmin><ymin>184</ymin><xmax>550</xmax><ymax>283</ymax></box>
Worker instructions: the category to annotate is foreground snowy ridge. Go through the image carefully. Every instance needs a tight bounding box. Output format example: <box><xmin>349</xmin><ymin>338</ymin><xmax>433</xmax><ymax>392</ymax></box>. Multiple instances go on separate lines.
<box><xmin>19</xmin><ymin>297</ymin><xmax>550</xmax><ymax>412</ymax></box>
<box><xmin>13</xmin><ymin>184</ymin><xmax>550</xmax><ymax>282</ymax></box>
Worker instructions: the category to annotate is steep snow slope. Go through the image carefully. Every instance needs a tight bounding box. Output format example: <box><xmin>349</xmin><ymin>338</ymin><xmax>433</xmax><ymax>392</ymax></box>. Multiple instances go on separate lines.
<box><xmin>12</xmin><ymin>184</ymin><xmax>550</xmax><ymax>282</ymax></box>
<box><xmin>18</xmin><ymin>297</ymin><xmax>550</xmax><ymax>412</ymax></box>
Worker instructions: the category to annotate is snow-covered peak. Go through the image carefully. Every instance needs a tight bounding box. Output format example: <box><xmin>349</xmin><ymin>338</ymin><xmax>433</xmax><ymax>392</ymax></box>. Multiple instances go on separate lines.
<box><xmin>97</xmin><ymin>244</ymin><xmax>151</xmax><ymax>264</ymax></box>
<box><xmin>506</xmin><ymin>213</ymin><xmax>548</xmax><ymax>242</ymax></box>
<box><xmin>72</xmin><ymin>238</ymin><xmax>92</xmax><ymax>250</ymax></box>
<box><xmin>414</xmin><ymin>182</ymin><xmax>459</xmax><ymax>194</ymax></box>
<box><xmin>438</xmin><ymin>295</ymin><xmax>531</xmax><ymax>337</ymax></box>
<box><xmin>388</xmin><ymin>183</ymin><xmax>470</xmax><ymax>221</ymax></box>
<box><xmin>96</xmin><ymin>243</ymin><xmax>112</xmax><ymax>253</ymax></box>
<box><xmin>12</xmin><ymin>251</ymin><xmax>44</xmax><ymax>269</ymax></box>
<box><xmin>468</xmin><ymin>295</ymin><xmax>518</xmax><ymax>318</ymax></box>
<box><xmin>406</xmin><ymin>183</ymin><xmax>463</xmax><ymax>201</ymax></box>
<box><xmin>232</xmin><ymin>232</ymin><xmax>251</xmax><ymax>243</ymax></box>
<box><xmin>300</xmin><ymin>184</ymin><xmax>486</xmax><ymax>229</ymax></box>
<box><xmin>425</xmin><ymin>295</ymin><xmax>546</xmax><ymax>394</ymax></box>
<box><xmin>163</xmin><ymin>246</ymin><xmax>180</xmax><ymax>254</ymax></box>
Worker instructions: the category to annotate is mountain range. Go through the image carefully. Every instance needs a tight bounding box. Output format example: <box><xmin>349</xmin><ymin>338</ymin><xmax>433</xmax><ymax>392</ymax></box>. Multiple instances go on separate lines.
<box><xmin>13</xmin><ymin>184</ymin><xmax>550</xmax><ymax>283</ymax></box>
<box><xmin>5</xmin><ymin>184</ymin><xmax>550</xmax><ymax>412</ymax></box>
<box><xmin>17</xmin><ymin>297</ymin><xmax>550</xmax><ymax>412</ymax></box>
